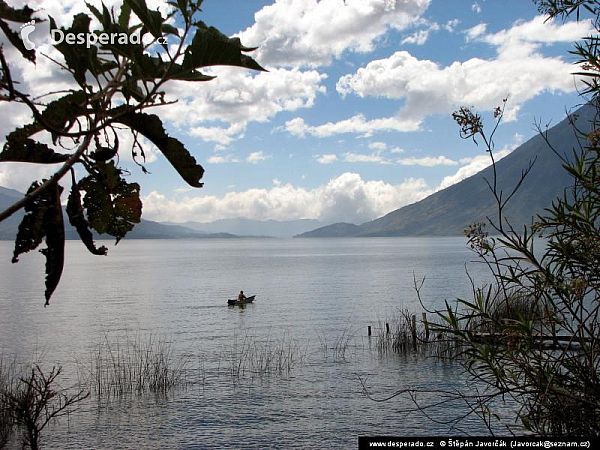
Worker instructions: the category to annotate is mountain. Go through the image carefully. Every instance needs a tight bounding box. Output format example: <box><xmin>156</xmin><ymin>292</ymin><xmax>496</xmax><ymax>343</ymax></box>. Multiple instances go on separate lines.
<box><xmin>0</xmin><ymin>187</ymin><xmax>25</xmax><ymax>240</ymax></box>
<box><xmin>298</xmin><ymin>104</ymin><xmax>594</xmax><ymax>237</ymax></box>
<box><xmin>1</xmin><ymin>187</ymin><xmax>318</xmax><ymax>240</ymax></box>
<box><xmin>114</xmin><ymin>220</ymin><xmax>237</xmax><ymax>240</ymax></box>
<box><xmin>0</xmin><ymin>189</ymin><xmax>238</xmax><ymax>240</ymax></box>
<box><xmin>165</xmin><ymin>218</ymin><xmax>326</xmax><ymax>238</ymax></box>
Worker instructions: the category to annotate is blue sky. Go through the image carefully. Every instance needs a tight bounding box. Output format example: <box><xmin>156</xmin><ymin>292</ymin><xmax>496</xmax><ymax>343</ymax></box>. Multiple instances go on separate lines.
<box><xmin>0</xmin><ymin>0</ymin><xmax>592</xmax><ymax>224</ymax></box>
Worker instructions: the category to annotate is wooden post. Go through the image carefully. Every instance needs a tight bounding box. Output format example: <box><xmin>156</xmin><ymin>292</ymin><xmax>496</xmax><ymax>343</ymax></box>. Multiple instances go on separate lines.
<box><xmin>411</xmin><ymin>314</ymin><xmax>417</xmax><ymax>348</ymax></box>
<box><xmin>422</xmin><ymin>312</ymin><xmax>429</xmax><ymax>342</ymax></box>
<box><xmin>544</xmin><ymin>305</ymin><xmax>557</xmax><ymax>349</ymax></box>
<box><xmin>368</xmin><ymin>325</ymin><xmax>372</xmax><ymax>336</ymax></box>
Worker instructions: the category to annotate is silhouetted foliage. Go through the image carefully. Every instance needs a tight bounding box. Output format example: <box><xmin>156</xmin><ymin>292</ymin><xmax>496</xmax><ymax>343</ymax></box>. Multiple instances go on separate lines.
<box><xmin>0</xmin><ymin>0</ymin><xmax>265</xmax><ymax>305</ymax></box>
<box><xmin>430</xmin><ymin>2</ymin><xmax>600</xmax><ymax>434</ymax></box>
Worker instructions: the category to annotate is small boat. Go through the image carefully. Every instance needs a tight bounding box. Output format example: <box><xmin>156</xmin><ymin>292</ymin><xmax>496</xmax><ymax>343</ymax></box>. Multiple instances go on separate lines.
<box><xmin>227</xmin><ymin>295</ymin><xmax>256</xmax><ymax>306</ymax></box>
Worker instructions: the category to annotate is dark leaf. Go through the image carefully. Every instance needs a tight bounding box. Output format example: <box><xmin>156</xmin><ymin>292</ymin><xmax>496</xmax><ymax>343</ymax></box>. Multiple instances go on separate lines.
<box><xmin>177</xmin><ymin>0</ymin><xmax>188</xmax><ymax>14</ymax></box>
<box><xmin>118</xmin><ymin>1</ymin><xmax>131</xmax><ymax>28</ymax></box>
<box><xmin>122</xmin><ymin>77</ymin><xmax>147</xmax><ymax>101</ymax></box>
<box><xmin>90</xmin><ymin>130</ymin><xmax>119</xmax><ymax>161</ymax></box>
<box><xmin>161</xmin><ymin>23</ymin><xmax>179</xmax><ymax>37</ymax></box>
<box><xmin>1</xmin><ymin>124</ymin><xmax>70</xmax><ymax>163</ymax></box>
<box><xmin>40</xmin><ymin>90</ymin><xmax>88</xmax><ymax>142</ymax></box>
<box><xmin>12</xmin><ymin>181</ymin><xmax>48</xmax><ymax>263</ymax></box>
<box><xmin>84</xmin><ymin>2</ymin><xmax>104</xmax><ymax>25</ymax></box>
<box><xmin>129</xmin><ymin>52</ymin><xmax>214</xmax><ymax>82</ymax></box>
<box><xmin>49</xmin><ymin>14</ymin><xmax>99</xmax><ymax>85</ymax></box>
<box><xmin>101</xmin><ymin>2</ymin><xmax>112</xmax><ymax>29</ymax></box>
<box><xmin>66</xmin><ymin>182</ymin><xmax>108</xmax><ymax>256</ymax></box>
<box><xmin>113</xmin><ymin>109</ymin><xmax>204</xmax><ymax>187</ymax></box>
<box><xmin>123</xmin><ymin>0</ymin><xmax>163</xmax><ymax>38</ymax></box>
<box><xmin>11</xmin><ymin>181</ymin><xmax>65</xmax><ymax>305</ymax></box>
<box><xmin>0</xmin><ymin>1</ymin><xmax>37</xmax><ymax>62</ymax></box>
<box><xmin>79</xmin><ymin>161</ymin><xmax>142</xmax><ymax>242</ymax></box>
<box><xmin>0</xmin><ymin>0</ymin><xmax>36</xmax><ymax>22</ymax></box>
<box><xmin>183</xmin><ymin>25</ymin><xmax>266</xmax><ymax>72</ymax></box>
<box><xmin>40</xmin><ymin>183</ymin><xmax>65</xmax><ymax>306</ymax></box>
<box><xmin>0</xmin><ymin>19</ymin><xmax>35</xmax><ymax>62</ymax></box>
<box><xmin>168</xmin><ymin>68</ymin><xmax>214</xmax><ymax>82</ymax></box>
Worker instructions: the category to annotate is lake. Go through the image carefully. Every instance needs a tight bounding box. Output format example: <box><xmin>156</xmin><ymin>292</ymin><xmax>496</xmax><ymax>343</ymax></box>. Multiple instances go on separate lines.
<box><xmin>0</xmin><ymin>237</ymin><xmax>505</xmax><ymax>448</ymax></box>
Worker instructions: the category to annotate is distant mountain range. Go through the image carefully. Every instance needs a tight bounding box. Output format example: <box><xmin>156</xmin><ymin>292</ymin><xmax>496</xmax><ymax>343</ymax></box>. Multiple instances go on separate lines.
<box><xmin>164</xmin><ymin>218</ymin><xmax>325</xmax><ymax>238</ymax></box>
<box><xmin>0</xmin><ymin>187</ymin><xmax>325</xmax><ymax>240</ymax></box>
<box><xmin>1</xmin><ymin>104</ymin><xmax>591</xmax><ymax>241</ymax></box>
<box><xmin>297</xmin><ymin>104</ymin><xmax>594</xmax><ymax>237</ymax></box>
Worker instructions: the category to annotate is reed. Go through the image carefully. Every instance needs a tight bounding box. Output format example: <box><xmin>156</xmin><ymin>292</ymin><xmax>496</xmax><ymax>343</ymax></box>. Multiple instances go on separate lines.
<box><xmin>0</xmin><ymin>356</ymin><xmax>18</xmax><ymax>448</ymax></box>
<box><xmin>316</xmin><ymin>321</ymin><xmax>362</xmax><ymax>362</ymax></box>
<box><xmin>86</xmin><ymin>330</ymin><xmax>190</xmax><ymax>399</ymax></box>
<box><xmin>373</xmin><ymin>310</ymin><xmax>454</xmax><ymax>357</ymax></box>
<box><xmin>222</xmin><ymin>331</ymin><xmax>307</xmax><ymax>381</ymax></box>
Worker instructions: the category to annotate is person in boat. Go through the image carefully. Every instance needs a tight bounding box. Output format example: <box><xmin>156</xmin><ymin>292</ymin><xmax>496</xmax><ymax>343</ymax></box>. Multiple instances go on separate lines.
<box><xmin>238</xmin><ymin>290</ymin><xmax>246</xmax><ymax>301</ymax></box>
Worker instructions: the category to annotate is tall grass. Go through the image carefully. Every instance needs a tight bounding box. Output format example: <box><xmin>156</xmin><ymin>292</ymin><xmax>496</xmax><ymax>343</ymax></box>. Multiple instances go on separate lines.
<box><xmin>222</xmin><ymin>331</ymin><xmax>307</xmax><ymax>381</ymax></box>
<box><xmin>374</xmin><ymin>310</ymin><xmax>419</xmax><ymax>354</ymax></box>
<box><xmin>0</xmin><ymin>356</ymin><xmax>18</xmax><ymax>448</ymax></box>
<box><xmin>85</xmin><ymin>330</ymin><xmax>191</xmax><ymax>399</ymax></box>
<box><xmin>373</xmin><ymin>310</ymin><xmax>454</xmax><ymax>357</ymax></box>
<box><xmin>317</xmin><ymin>323</ymin><xmax>362</xmax><ymax>362</ymax></box>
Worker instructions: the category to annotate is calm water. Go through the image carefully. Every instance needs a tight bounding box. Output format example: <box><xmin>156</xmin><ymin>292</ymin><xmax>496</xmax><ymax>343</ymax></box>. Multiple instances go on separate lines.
<box><xmin>0</xmin><ymin>237</ymin><xmax>504</xmax><ymax>448</ymax></box>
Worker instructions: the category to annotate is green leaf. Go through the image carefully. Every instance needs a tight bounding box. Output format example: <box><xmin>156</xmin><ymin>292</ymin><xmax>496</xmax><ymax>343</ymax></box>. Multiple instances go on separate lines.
<box><xmin>113</xmin><ymin>109</ymin><xmax>205</xmax><ymax>187</ymax></box>
<box><xmin>11</xmin><ymin>181</ymin><xmax>65</xmax><ymax>306</ymax></box>
<box><xmin>183</xmin><ymin>25</ymin><xmax>266</xmax><ymax>72</ymax></box>
<box><xmin>66</xmin><ymin>182</ymin><xmax>108</xmax><ymax>256</ymax></box>
<box><xmin>79</xmin><ymin>161</ymin><xmax>142</xmax><ymax>242</ymax></box>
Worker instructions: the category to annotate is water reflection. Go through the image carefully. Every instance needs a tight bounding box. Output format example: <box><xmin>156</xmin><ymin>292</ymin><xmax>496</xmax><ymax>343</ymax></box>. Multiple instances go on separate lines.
<box><xmin>0</xmin><ymin>238</ymin><xmax>498</xmax><ymax>447</ymax></box>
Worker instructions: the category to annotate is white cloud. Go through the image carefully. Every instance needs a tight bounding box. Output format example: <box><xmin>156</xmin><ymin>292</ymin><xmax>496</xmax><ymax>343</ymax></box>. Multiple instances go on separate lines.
<box><xmin>401</xmin><ymin>29</ymin><xmax>430</xmax><ymax>45</ymax></box>
<box><xmin>237</xmin><ymin>0</ymin><xmax>432</xmax><ymax>68</ymax></box>
<box><xmin>482</xmin><ymin>15</ymin><xmax>589</xmax><ymax>48</ymax></box>
<box><xmin>141</xmin><ymin>172</ymin><xmax>432</xmax><ymax>224</ymax></box>
<box><xmin>444</xmin><ymin>19</ymin><xmax>460</xmax><ymax>33</ymax></box>
<box><xmin>4</xmin><ymin>1</ymin><xmax>330</xmax><ymax>148</ymax></box>
<box><xmin>189</xmin><ymin>123</ymin><xmax>246</xmax><ymax>146</ymax></box>
<box><xmin>247</xmin><ymin>151</ymin><xmax>271</xmax><ymax>164</ymax></box>
<box><xmin>472</xmin><ymin>3</ymin><xmax>482</xmax><ymax>14</ymax></box>
<box><xmin>315</xmin><ymin>154</ymin><xmax>339</xmax><ymax>164</ymax></box>
<box><xmin>284</xmin><ymin>114</ymin><xmax>420</xmax><ymax>138</ymax></box>
<box><xmin>465</xmin><ymin>23</ymin><xmax>487</xmax><ymax>41</ymax></box>
<box><xmin>207</xmin><ymin>155</ymin><xmax>241</xmax><ymax>164</ymax></box>
<box><xmin>397</xmin><ymin>156</ymin><xmax>458</xmax><ymax>166</ymax></box>
<box><xmin>344</xmin><ymin>152</ymin><xmax>392</xmax><ymax>164</ymax></box>
<box><xmin>163</xmin><ymin>68</ymin><xmax>327</xmax><ymax>143</ymax></box>
<box><xmin>434</xmin><ymin>133</ymin><xmax>522</xmax><ymax>191</ymax></box>
<box><xmin>335</xmin><ymin>16</ymin><xmax>591</xmax><ymax>126</ymax></box>
<box><xmin>0</xmin><ymin>163</ymin><xmax>58</xmax><ymax>192</ymax></box>
<box><xmin>436</xmin><ymin>146</ymin><xmax>515</xmax><ymax>191</ymax></box>
<box><xmin>369</xmin><ymin>141</ymin><xmax>387</xmax><ymax>151</ymax></box>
